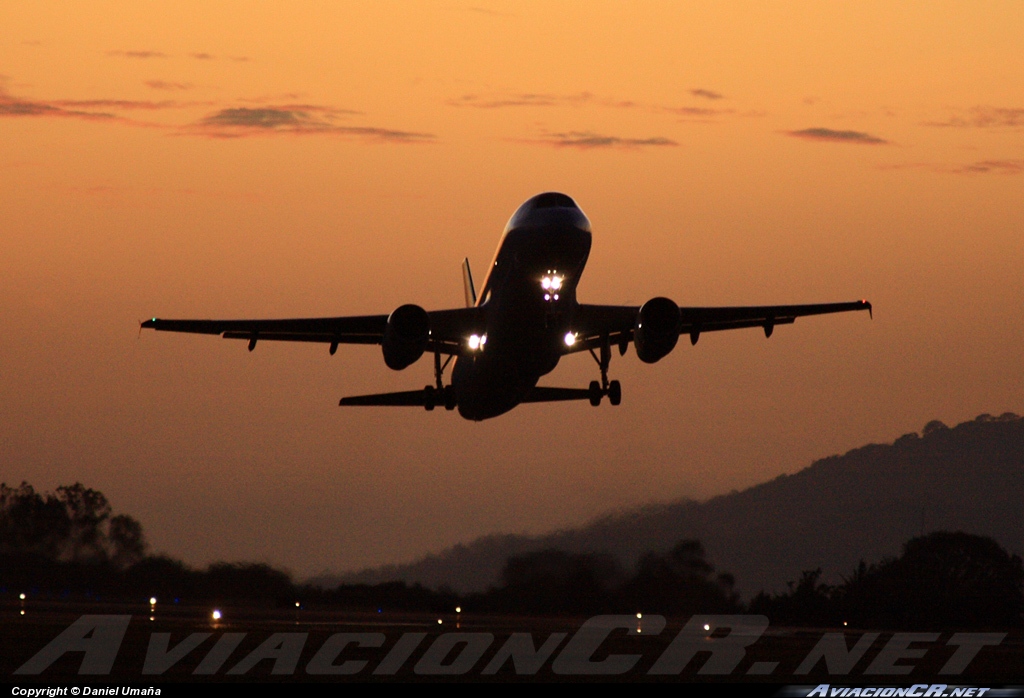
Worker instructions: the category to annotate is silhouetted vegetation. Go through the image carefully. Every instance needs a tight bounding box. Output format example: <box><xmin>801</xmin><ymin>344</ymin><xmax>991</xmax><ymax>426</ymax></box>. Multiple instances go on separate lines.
<box><xmin>750</xmin><ymin>532</ymin><xmax>1024</xmax><ymax>628</ymax></box>
<box><xmin>1</xmin><ymin>482</ymin><xmax>145</xmax><ymax>567</ymax></box>
<box><xmin>4</xmin><ymin>481</ymin><xmax>1024</xmax><ymax>627</ymax></box>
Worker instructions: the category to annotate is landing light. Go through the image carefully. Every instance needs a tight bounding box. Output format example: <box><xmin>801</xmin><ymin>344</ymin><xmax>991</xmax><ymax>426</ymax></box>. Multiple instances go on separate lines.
<box><xmin>468</xmin><ymin>334</ymin><xmax>487</xmax><ymax>351</ymax></box>
<box><xmin>541</xmin><ymin>275</ymin><xmax>563</xmax><ymax>292</ymax></box>
<box><xmin>564</xmin><ymin>332</ymin><xmax>577</xmax><ymax>347</ymax></box>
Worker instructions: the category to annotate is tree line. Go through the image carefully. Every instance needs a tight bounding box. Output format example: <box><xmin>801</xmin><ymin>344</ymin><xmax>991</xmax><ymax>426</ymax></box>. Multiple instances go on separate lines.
<box><xmin>2</xmin><ymin>482</ymin><xmax>1022</xmax><ymax>628</ymax></box>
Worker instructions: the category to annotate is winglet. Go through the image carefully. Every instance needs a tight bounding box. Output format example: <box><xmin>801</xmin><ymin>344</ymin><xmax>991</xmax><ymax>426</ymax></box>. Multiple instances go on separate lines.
<box><xmin>462</xmin><ymin>258</ymin><xmax>477</xmax><ymax>308</ymax></box>
<box><xmin>862</xmin><ymin>300</ymin><xmax>873</xmax><ymax>320</ymax></box>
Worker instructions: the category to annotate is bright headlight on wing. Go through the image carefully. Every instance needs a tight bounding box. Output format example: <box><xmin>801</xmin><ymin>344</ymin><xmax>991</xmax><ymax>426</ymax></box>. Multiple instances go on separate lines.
<box><xmin>564</xmin><ymin>332</ymin><xmax>577</xmax><ymax>347</ymax></box>
<box><xmin>468</xmin><ymin>333</ymin><xmax>487</xmax><ymax>351</ymax></box>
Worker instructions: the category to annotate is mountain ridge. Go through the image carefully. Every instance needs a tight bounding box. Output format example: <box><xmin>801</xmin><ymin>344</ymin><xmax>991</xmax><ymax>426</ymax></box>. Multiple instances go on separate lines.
<box><xmin>310</xmin><ymin>413</ymin><xmax>1024</xmax><ymax>597</ymax></box>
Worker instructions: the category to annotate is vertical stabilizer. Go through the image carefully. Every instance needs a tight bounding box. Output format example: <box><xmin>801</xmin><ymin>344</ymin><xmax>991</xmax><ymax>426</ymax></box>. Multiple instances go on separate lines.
<box><xmin>462</xmin><ymin>257</ymin><xmax>477</xmax><ymax>308</ymax></box>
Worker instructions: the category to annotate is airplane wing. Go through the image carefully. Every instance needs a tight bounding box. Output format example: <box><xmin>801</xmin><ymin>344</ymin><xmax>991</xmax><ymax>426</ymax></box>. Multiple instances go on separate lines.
<box><xmin>570</xmin><ymin>300</ymin><xmax>872</xmax><ymax>352</ymax></box>
<box><xmin>141</xmin><ymin>306</ymin><xmax>484</xmax><ymax>355</ymax></box>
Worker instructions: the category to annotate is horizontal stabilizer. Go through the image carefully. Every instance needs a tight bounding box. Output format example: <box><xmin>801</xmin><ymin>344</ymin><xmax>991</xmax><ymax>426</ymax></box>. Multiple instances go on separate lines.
<box><xmin>521</xmin><ymin>386</ymin><xmax>595</xmax><ymax>403</ymax></box>
<box><xmin>340</xmin><ymin>390</ymin><xmax>431</xmax><ymax>407</ymax></box>
<box><xmin>340</xmin><ymin>386</ymin><xmax>456</xmax><ymax>411</ymax></box>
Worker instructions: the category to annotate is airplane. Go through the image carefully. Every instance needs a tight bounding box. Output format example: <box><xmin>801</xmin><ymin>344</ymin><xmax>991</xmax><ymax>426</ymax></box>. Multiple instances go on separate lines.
<box><xmin>142</xmin><ymin>192</ymin><xmax>872</xmax><ymax>421</ymax></box>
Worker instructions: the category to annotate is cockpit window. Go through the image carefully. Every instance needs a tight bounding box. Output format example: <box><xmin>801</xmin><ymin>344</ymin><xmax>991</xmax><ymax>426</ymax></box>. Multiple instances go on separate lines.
<box><xmin>530</xmin><ymin>192</ymin><xmax>578</xmax><ymax>209</ymax></box>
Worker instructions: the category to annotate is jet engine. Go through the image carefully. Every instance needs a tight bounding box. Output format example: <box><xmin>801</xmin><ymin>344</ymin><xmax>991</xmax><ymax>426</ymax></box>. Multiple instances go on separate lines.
<box><xmin>633</xmin><ymin>297</ymin><xmax>680</xmax><ymax>363</ymax></box>
<box><xmin>381</xmin><ymin>304</ymin><xmax>430</xmax><ymax>370</ymax></box>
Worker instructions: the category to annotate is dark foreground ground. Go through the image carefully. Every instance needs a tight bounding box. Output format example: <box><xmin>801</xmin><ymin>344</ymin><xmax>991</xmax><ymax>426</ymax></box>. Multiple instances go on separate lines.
<box><xmin>3</xmin><ymin>599</ymin><xmax>1023</xmax><ymax>689</ymax></box>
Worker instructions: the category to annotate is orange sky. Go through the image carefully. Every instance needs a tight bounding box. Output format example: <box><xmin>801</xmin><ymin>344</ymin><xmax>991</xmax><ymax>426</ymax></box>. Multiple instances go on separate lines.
<box><xmin>2</xmin><ymin>1</ymin><xmax>1023</xmax><ymax>579</ymax></box>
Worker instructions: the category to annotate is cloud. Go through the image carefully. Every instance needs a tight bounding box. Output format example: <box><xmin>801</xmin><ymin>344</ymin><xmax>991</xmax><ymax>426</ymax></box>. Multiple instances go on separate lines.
<box><xmin>879</xmin><ymin>159</ymin><xmax>1024</xmax><ymax>175</ymax></box>
<box><xmin>0</xmin><ymin>78</ymin><xmax>429</xmax><ymax>143</ymax></box>
<box><xmin>952</xmin><ymin>159</ymin><xmax>1024</xmax><ymax>174</ymax></box>
<box><xmin>53</xmin><ymin>98</ymin><xmax>183</xmax><ymax>111</ymax></box>
<box><xmin>146</xmin><ymin>80</ymin><xmax>193</xmax><ymax>91</ymax></box>
<box><xmin>787</xmin><ymin>127</ymin><xmax>888</xmax><ymax>144</ymax></box>
<box><xmin>926</xmin><ymin>107</ymin><xmax>1024</xmax><ymax>129</ymax></box>
<box><xmin>448</xmin><ymin>92</ymin><xmax>595</xmax><ymax>109</ymax></box>
<box><xmin>526</xmin><ymin>130</ymin><xmax>678</xmax><ymax>149</ymax></box>
<box><xmin>107</xmin><ymin>50</ymin><xmax>167</xmax><ymax>59</ymax></box>
<box><xmin>448</xmin><ymin>90</ymin><xmax>734</xmax><ymax>122</ymax></box>
<box><xmin>0</xmin><ymin>87</ymin><xmax>118</xmax><ymax>121</ymax></box>
<box><xmin>658</xmin><ymin>105</ymin><xmax>733</xmax><ymax>119</ymax></box>
<box><xmin>189</xmin><ymin>107</ymin><xmax>434</xmax><ymax>142</ymax></box>
<box><xmin>190</xmin><ymin>52</ymin><xmax>215</xmax><ymax>60</ymax></box>
<box><xmin>0</xmin><ymin>82</ymin><xmax>214</xmax><ymax>127</ymax></box>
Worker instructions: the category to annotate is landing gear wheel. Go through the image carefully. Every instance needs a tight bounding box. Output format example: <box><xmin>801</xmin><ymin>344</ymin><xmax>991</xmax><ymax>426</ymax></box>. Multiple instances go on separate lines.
<box><xmin>608</xmin><ymin>380</ymin><xmax>621</xmax><ymax>406</ymax></box>
<box><xmin>443</xmin><ymin>385</ymin><xmax>457</xmax><ymax>411</ymax></box>
<box><xmin>424</xmin><ymin>385</ymin><xmax>436</xmax><ymax>411</ymax></box>
<box><xmin>588</xmin><ymin>380</ymin><xmax>602</xmax><ymax>406</ymax></box>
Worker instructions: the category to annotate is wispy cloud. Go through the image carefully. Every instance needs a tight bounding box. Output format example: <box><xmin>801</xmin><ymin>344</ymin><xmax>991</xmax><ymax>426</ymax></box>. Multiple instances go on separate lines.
<box><xmin>879</xmin><ymin>159</ymin><xmax>1024</xmax><ymax>175</ymax></box>
<box><xmin>951</xmin><ymin>159</ymin><xmax>1024</xmax><ymax>174</ymax></box>
<box><xmin>448</xmin><ymin>92</ymin><xmax>602</xmax><ymax>109</ymax></box>
<box><xmin>0</xmin><ymin>84</ymin><xmax>207</xmax><ymax>123</ymax></box>
<box><xmin>145</xmin><ymin>80</ymin><xmax>194</xmax><ymax>91</ymax></box>
<box><xmin>107</xmin><ymin>50</ymin><xmax>167</xmax><ymax>59</ymax></box>
<box><xmin>524</xmin><ymin>130</ymin><xmax>677</xmax><ymax>150</ymax></box>
<box><xmin>448</xmin><ymin>90</ymin><xmax>732</xmax><ymax>120</ymax></box>
<box><xmin>0</xmin><ymin>87</ymin><xmax>119</xmax><ymax>121</ymax></box>
<box><xmin>787</xmin><ymin>127</ymin><xmax>888</xmax><ymax>144</ymax></box>
<box><xmin>657</xmin><ymin>105</ymin><xmax>733</xmax><ymax>119</ymax></box>
<box><xmin>690</xmin><ymin>88</ymin><xmax>723</xmax><ymax>100</ymax></box>
<box><xmin>926</xmin><ymin>106</ymin><xmax>1024</xmax><ymax>129</ymax></box>
<box><xmin>189</xmin><ymin>106</ymin><xmax>434</xmax><ymax>142</ymax></box>
<box><xmin>0</xmin><ymin>82</ymin><xmax>427</xmax><ymax>143</ymax></box>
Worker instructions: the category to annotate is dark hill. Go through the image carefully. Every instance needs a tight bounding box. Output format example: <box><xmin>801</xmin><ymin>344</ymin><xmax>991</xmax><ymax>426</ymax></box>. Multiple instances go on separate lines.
<box><xmin>313</xmin><ymin>413</ymin><xmax>1024</xmax><ymax>597</ymax></box>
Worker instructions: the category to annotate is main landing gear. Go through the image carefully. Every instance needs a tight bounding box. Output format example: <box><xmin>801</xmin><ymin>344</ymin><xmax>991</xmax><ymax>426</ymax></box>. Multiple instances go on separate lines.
<box><xmin>424</xmin><ymin>351</ymin><xmax>457</xmax><ymax>411</ymax></box>
<box><xmin>587</xmin><ymin>335</ymin><xmax>622</xmax><ymax>407</ymax></box>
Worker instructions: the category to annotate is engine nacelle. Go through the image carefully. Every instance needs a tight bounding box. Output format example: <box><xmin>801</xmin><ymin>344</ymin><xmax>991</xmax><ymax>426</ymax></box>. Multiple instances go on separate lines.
<box><xmin>634</xmin><ymin>297</ymin><xmax>680</xmax><ymax>364</ymax></box>
<box><xmin>382</xmin><ymin>304</ymin><xmax>430</xmax><ymax>370</ymax></box>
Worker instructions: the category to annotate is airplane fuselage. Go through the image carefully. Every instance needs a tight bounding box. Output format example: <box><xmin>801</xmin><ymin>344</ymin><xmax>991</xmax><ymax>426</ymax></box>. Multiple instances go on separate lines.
<box><xmin>451</xmin><ymin>193</ymin><xmax>593</xmax><ymax>420</ymax></box>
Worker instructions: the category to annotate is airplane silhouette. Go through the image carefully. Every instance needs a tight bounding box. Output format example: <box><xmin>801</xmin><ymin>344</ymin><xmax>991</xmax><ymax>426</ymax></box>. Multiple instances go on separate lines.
<box><xmin>142</xmin><ymin>192</ymin><xmax>871</xmax><ymax>421</ymax></box>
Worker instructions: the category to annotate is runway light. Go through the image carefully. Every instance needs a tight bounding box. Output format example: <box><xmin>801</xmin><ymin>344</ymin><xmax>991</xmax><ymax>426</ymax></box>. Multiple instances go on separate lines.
<box><xmin>212</xmin><ymin>609</ymin><xmax>222</xmax><ymax>621</ymax></box>
<box><xmin>295</xmin><ymin>601</ymin><xmax>300</xmax><ymax>608</ymax></box>
<box><xmin>455</xmin><ymin>607</ymin><xmax>461</xmax><ymax>614</ymax></box>
<box><xmin>437</xmin><ymin>619</ymin><xmax>443</xmax><ymax>625</ymax></box>
<box><xmin>149</xmin><ymin>597</ymin><xmax>157</xmax><ymax>605</ymax></box>
<box><xmin>564</xmin><ymin>332</ymin><xmax>577</xmax><ymax>347</ymax></box>
<box><xmin>19</xmin><ymin>593</ymin><xmax>26</xmax><ymax>601</ymax></box>
<box><xmin>636</xmin><ymin>613</ymin><xmax>642</xmax><ymax>619</ymax></box>
<box><xmin>704</xmin><ymin>624</ymin><xmax>711</xmax><ymax>631</ymax></box>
